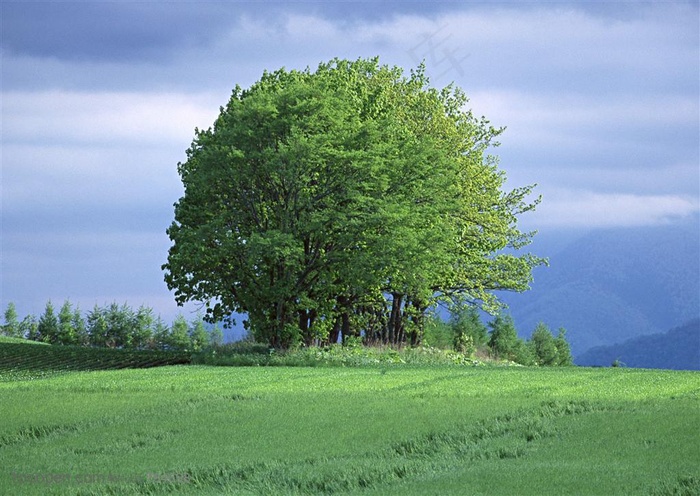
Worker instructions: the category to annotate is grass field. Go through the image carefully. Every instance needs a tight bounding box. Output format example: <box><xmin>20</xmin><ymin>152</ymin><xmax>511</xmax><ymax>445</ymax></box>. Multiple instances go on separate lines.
<box><xmin>0</xmin><ymin>343</ymin><xmax>698</xmax><ymax>495</ymax></box>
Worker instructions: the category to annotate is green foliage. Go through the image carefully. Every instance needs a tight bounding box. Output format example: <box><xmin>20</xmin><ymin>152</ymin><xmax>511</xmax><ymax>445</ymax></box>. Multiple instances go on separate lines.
<box><xmin>209</xmin><ymin>325</ymin><xmax>224</xmax><ymax>348</ymax></box>
<box><xmin>152</xmin><ymin>316</ymin><xmax>171</xmax><ymax>351</ymax></box>
<box><xmin>167</xmin><ymin>315</ymin><xmax>192</xmax><ymax>351</ymax></box>
<box><xmin>131</xmin><ymin>305</ymin><xmax>155</xmax><ymax>350</ymax></box>
<box><xmin>72</xmin><ymin>307</ymin><xmax>89</xmax><ymax>346</ymax></box>
<box><xmin>22</xmin><ymin>315</ymin><xmax>39</xmax><ymax>341</ymax></box>
<box><xmin>1</xmin><ymin>302</ymin><xmax>20</xmax><ymax>338</ymax></box>
<box><xmin>512</xmin><ymin>338</ymin><xmax>537</xmax><ymax>366</ymax></box>
<box><xmin>188</xmin><ymin>316</ymin><xmax>210</xmax><ymax>352</ymax></box>
<box><xmin>163</xmin><ymin>56</ymin><xmax>544</xmax><ymax>348</ymax></box>
<box><xmin>554</xmin><ymin>327</ymin><xmax>573</xmax><ymax>366</ymax></box>
<box><xmin>16</xmin><ymin>300</ymin><xmax>223</xmax><ymax>353</ymax></box>
<box><xmin>529</xmin><ymin>322</ymin><xmax>559</xmax><ymax>366</ymax></box>
<box><xmin>192</xmin><ymin>343</ymin><xmax>483</xmax><ymax>368</ymax></box>
<box><xmin>57</xmin><ymin>300</ymin><xmax>78</xmax><ymax>346</ymax></box>
<box><xmin>451</xmin><ymin>304</ymin><xmax>489</xmax><ymax>353</ymax></box>
<box><xmin>487</xmin><ymin>314</ymin><xmax>521</xmax><ymax>362</ymax></box>
<box><xmin>423</xmin><ymin>314</ymin><xmax>453</xmax><ymax>349</ymax></box>
<box><xmin>453</xmin><ymin>333</ymin><xmax>475</xmax><ymax>356</ymax></box>
<box><xmin>37</xmin><ymin>300</ymin><xmax>59</xmax><ymax>344</ymax></box>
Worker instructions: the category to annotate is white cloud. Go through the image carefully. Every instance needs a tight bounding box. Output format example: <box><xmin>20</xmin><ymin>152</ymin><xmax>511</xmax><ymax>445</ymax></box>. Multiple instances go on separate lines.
<box><xmin>2</xmin><ymin>90</ymin><xmax>221</xmax><ymax>146</ymax></box>
<box><xmin>1</xmin><ymin>142</ymin><xmax>185</xmax><ymax>215</ymax></box>
<box><xmin>514</xmin><ymin>162</ymin><xmax>700</xmax><ymax>198</ymax></box>
<box><xmin>284</xmin><ymin>14</ymin><xmax>340</xmax><ymax>40</ymax></box>
<box><xmin>2</xmin><ymin>90</ymin><xmax>222</xmax><ymax>215</ymax></box>
<box><xmin>468</xmin><ymin>90</ymin><xmax>698</xmax><ymax>148</ymax></box>
<box><xmin>533</xmin><ymin>189</ymin><xmax>700</xmax><ymax>228</ymax></box>
<box><xmin>352</xmin><ymin>4</ymin><xmax>697</xmax><ymax>85</ymax></box>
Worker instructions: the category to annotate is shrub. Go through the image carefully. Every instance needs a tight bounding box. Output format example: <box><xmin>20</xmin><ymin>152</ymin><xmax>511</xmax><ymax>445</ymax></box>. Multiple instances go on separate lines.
<box><xmin>451</xmin><ymin>305</ymin><xmax>489</xmax><ymax>351</ymax></box>
<box><xmin>554</xmin><ymin>328</ymin><xmax>573</xmax><ymax>366</ymax></box>
<box><xmin>529</xmin><ymin>323</ymin><xmax>559</xmax><ymax>366</ymax></box>
<box><xmin>488</xmin><ymin>314</ymin><xmax>520</xmax><ymax>362</ymax></box>
<box><xmin>423</xmin><ymin>315</ymin><xmax>453</xmax><ymax>349</ymax></box>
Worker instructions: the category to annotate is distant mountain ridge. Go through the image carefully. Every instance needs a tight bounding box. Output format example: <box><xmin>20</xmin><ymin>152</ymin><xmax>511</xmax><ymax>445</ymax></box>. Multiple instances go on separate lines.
<box><xmin>498</xmin><ymin>222</ymin><xmax>700</xmax><ymax>357</ymax></box>
<box><xmin>575</xmin><ymin>319</ymin><xmax>700</xmax><ymax>370</ymax></box>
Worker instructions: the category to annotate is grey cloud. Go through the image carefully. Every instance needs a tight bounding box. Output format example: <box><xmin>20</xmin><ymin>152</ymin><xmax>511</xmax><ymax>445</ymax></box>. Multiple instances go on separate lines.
<box><xmin>1</xmin><ymin>3</ymin><xmax>236</xmax><ymax>62</ymax></box>
<box><xmin>0</xmin><ymin>2</ymin><xmax>464</xmax><ymax>64</ymax></box>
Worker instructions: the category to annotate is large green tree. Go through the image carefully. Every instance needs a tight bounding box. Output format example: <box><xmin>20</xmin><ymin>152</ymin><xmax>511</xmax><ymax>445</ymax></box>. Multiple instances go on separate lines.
<box><xmin>164</xmin><ymin>57</ymin><xmax>544</xmax><ymax>348</ymax></box>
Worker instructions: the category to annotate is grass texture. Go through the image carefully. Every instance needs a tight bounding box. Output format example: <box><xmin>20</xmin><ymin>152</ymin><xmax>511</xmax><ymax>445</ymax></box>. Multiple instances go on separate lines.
<box><xmin>0</xmin><ymin>344</ymin><xmax>698</xmax><ymax>495</ymax></box>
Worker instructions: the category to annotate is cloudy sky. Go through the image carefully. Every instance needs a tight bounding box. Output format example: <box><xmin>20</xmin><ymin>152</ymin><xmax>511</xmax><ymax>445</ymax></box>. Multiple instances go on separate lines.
<box><xmin>2</xmin><ymin>1</ymin><xmax>698</xmax><ymax>323</ymax></box>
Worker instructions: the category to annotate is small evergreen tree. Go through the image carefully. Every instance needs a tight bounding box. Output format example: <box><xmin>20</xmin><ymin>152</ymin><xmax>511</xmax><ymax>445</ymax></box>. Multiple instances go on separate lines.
<box><xmin>529</xmin><ymin>322</ymin><xmax>558</xmax><ymax>366</ymax></box>
<box><xmin>2</xmin><ymin>302</ymin><xmax>20</xmax><ymax>337</ymax></box>
<box><xmin>57</xmin><ymin>300</ymin><xmax>78</xmax><ymax>345</ymax></box>
<box><xmin>423</xmin><ymin>313</ymin><xmax>453</xmax><ymax>349</ymax></box>
<box><xmin>169</xmin><ymin>315</ymin><xmax>192</xmax><ymax>351</ymax></box>
<box><xmin>554</xmin><ymin>327</ymin><xmax>573</xmax><ymax>366</ymax></box>
<box><xmin>72</xmin><ymin>307</ymin><xmax>89</xmax><ymax>346</ymax></box>
<box><xmin>87</xmin><ymin>304</ymin><xmax>108</xmax><ymax>347</ymax></box>
<box><xmin>451</xmin><ymin>304</ymin><xmax>488</xmax><ymax>352</ymax></box>
<box><xmin>209</xmin><ymin>325</ymin><xmax>224</xmax><ymax>348</ymax></box>
<box><xmin>488</xmin><ymin>314</ymin><xmax>520</xmax><ymax>361</ymax></box>
<box><xmin>131</xmin><ymin>306</ymin><xmax>155</xmax><ymax>350</ymax></box>
<box><xmin>152</xmin><ymin>317</ymin><xmax>171</xmax><ymax>350</ymax></box>
<box><xmin>104</xmin><ymin>303</ymin><xmax>133</xmax><ymax>348</ymax></box>
<box><xmin>38</xmin><ymin>301</ymin><xmax>59</xmax><ymax>344</ymax></box>
<box><xmin>21</xmin><ymin>315</ymin><xmax>39</xmax><ymax>341</ymax></box>
<box><xmin>513</xmin><ymin>339</ymin><xmax>536</xmax><ymax>366</ymax></box>
<box><xmin>189</xmin><ymin>316</ymin><xmax>210</xmax><ymax>352</ymax></box>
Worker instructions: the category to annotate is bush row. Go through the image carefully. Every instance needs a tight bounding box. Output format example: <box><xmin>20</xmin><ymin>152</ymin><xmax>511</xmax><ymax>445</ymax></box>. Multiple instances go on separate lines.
<box><xmin>1</xmin><ymin>301</ymin><xmax>223</xmax><ymax>352</ymax></box>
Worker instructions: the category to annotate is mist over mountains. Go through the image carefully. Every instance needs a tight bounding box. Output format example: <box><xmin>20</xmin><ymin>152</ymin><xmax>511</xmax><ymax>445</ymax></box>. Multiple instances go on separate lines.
<box><xmin>499</xmin><ymin>219</ymin><xmax>700</xmax><ymax>359</ymax></box>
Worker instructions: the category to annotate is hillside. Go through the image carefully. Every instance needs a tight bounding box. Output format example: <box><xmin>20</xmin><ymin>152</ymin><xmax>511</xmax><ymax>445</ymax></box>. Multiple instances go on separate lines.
<box><xmin>575</xmin><ymin>319</ymin><xmax>700</xmax><ymax>370</ymax></box>
<box><xmin>499</xmin><ymin>222</ymin><xmax>700</xmax><ymax>356</ymax></box>
<box><xmin>1</xmin><ymin>364</ymin><xmax>698</xmax><ymax>495</ymax></box>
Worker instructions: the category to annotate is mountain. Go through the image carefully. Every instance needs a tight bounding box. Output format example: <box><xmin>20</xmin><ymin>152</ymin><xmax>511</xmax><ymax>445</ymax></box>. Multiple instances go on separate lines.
<box><xmin>498</xmin><ymin>222</ymin><xmax>700</xmax><ymax>357</ymax></box>
<box><xmin>575</xmin><ymin>319</ymin><xmax>700</xmax><ymax>370</ymax></box>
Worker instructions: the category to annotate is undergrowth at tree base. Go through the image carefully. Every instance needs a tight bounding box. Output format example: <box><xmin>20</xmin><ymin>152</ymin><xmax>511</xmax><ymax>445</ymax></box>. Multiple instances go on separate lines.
<box><xmin>190</xmin><ymin>342</ymin><xmax>499</xmax><ymax>368</ymax></box>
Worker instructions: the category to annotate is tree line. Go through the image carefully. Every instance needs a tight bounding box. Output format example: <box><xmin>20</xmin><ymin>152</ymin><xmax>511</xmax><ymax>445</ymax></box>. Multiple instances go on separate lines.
<box><xmin>1</xmin><ymin>301</ymin><xmax>223</xmax><ymax>352</ymax></box>
<box><xmin>163</xmin><ymin>57</ymin><xmax>545</xmax><ymax>349</ymax></box>
<box><xmin>425</xmin><ymin>306</ymin><xmax>573</xmax><ymax>366</ymax></box>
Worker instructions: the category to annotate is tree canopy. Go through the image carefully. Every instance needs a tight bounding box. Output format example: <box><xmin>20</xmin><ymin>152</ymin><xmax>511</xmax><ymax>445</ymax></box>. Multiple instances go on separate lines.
<box><xmin>163</xmin><ymin>57</ymin><xmax>545</xmax><ymax>348</ymax></box>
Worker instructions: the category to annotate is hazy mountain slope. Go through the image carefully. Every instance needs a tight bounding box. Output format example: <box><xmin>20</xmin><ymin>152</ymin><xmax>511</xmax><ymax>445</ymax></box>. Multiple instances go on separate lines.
<box><xmin>575</xmin><ymin>319</ymin><xmax>700</xmax><ymax>370</ymax></box>
<box><xmin>499</xmin><ymin>223</ymin><xmax>700</xmax><ymax>356</ymax></box>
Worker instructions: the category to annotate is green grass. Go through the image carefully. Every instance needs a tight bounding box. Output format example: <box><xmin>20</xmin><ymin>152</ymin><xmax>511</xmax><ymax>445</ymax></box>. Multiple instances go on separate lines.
<box><xmin>0</xmin><ymin>341</ymin><xmax>191</xmax><ymax>381</ymax></box>
<box><xmin>0</xmin><ymin>335</ymin><xmax>49</xmax><ymax>345</ymax></box>
<box><xmin>0</xmin><ymin>350</ymin><xmax>698</xmax><ymax>495</ymax></box>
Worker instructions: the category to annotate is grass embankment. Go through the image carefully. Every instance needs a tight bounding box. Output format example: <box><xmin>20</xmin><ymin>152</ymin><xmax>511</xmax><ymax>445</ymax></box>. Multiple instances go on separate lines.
<box><xmin>0</xmin><ymin>341</ymin><xmax>191</xmax><ymax>381</ymax></box>
<box><xmin>0</xmin><ymin>342</ymin><xmax>698</xmax><ymax>495</ymax></box>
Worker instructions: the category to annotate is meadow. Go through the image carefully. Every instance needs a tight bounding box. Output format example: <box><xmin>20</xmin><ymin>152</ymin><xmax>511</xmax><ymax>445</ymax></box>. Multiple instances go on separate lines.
<box><xmin>0</xmin><ymin>343</ymin><xmax>698</xmax><ymax>495</ymax></box>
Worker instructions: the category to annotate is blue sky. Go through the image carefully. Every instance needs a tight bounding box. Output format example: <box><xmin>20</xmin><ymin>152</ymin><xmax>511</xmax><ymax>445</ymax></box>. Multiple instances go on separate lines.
<box><xmin>1</xmin><ymin>1</ymin><xmax>698</xmax><ymax>323</ymax></box>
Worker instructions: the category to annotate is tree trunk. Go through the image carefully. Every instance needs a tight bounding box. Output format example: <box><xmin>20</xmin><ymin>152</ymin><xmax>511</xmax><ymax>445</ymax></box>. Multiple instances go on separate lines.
<box><xmin>299</xmin><ymin>309</ymin><xmax>311</xmax><ymax>346</ymax></box>
<box><xmin>388</xmin><ymin>293</ymin><xmax>403</xmax><ymax>345</ymax></box>
<box><xmin>328</xmin><ymin>317</ymin><xmax>341</xmax><ymax>345</ymax></box>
